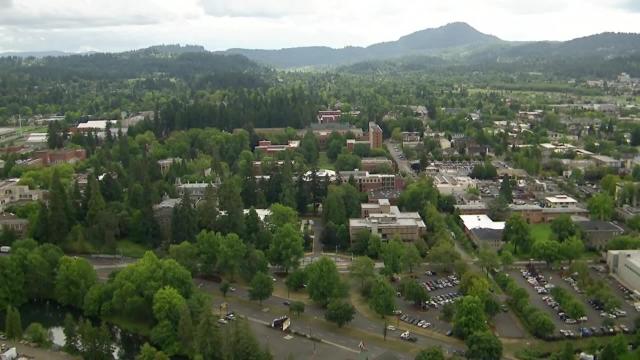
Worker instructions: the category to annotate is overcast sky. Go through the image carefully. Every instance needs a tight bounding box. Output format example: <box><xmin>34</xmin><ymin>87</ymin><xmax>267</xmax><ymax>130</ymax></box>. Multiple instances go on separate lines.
<box><xmin>0</xmin><ymin>0</ymin><xmax>639</xmax><ymax>52</ymax></box>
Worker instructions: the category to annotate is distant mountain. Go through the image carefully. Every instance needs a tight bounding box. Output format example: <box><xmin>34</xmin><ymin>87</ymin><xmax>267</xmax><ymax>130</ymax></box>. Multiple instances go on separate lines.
<box><xmin>465</xmin><ymin>32</ymin><xmax>640</xmax><ymax>64</ymax></box>
<box><xmin>339</xmin><ymin>31</ymin><xmax>640</xmax><ymax>78</ymax></box>
<box><xmin>0</xmin><ymin>44</ymin><xmax>206</xmax><ymax>59</ymax></box>
<box><xmin>0</xmin><ymin>50</ymin><xmax>77</xmax><ymax>58</ymax></box>
<box><xmin>225</xmin><ymin>22</ymin><xmax>504</xmax><ymax>68</ymax></box>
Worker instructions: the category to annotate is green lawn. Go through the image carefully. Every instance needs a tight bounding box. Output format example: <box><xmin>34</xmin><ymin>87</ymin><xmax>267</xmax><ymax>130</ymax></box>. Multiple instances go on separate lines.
<box><xmin>530</xmin><ymin>224</ymin><xmax>552</xmax><ymax>243</ymax></box>
<box><xmin>115</xmin><ymin>240</ymin><xmax>149</xmax><ymax>258</ymax></box>
<box><xmin>317</xmin><ymin>152</ymin><xmax>334</xmax><ymax>170</ymax></box>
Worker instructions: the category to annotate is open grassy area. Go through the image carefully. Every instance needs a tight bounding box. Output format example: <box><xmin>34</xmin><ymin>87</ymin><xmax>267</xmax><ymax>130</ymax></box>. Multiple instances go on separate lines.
<box><xmin>317</xmin><ymin>152</ymin><xmax>335</xmax><ymax>170</ymax></box>
<box><xmin>530</xmin><ymin>224</ymin><xmax>552</xmax><ymax>243</ymax></box>
<box><xmin>115</xmin><ymin>240</ymin><xmax>149</xmax><ymax>258</ymax></box>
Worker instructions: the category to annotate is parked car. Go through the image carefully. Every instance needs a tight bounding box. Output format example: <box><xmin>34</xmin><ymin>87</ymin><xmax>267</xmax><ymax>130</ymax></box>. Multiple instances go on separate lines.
<box><xmin>400</xmin><ymin>331</ymin><xmax>417</xmax><ymax>342</ymax></box>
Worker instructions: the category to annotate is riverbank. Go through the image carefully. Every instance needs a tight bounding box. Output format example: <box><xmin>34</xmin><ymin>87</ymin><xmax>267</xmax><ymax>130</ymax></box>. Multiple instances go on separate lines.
<box><xmin>8</xmin><ymin>343</ymin><xmax>78</xmax><ymax>360</ymax></box>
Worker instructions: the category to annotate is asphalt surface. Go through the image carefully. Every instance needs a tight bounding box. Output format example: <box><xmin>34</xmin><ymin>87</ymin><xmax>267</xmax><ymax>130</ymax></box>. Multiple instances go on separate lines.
<box><xmin>198</xmin><ymin>278</ymin><xmax>467</xmax><ymax>359</ymax></box>
<box><xmin>385</xmin><ymin>141</ymin><xmax>415</xmax><ymax>178</ymax></box>
<box><xmin>507</xmin><ymin>267</ymin><xmax>635</xmax><ymax>336</ymax></box>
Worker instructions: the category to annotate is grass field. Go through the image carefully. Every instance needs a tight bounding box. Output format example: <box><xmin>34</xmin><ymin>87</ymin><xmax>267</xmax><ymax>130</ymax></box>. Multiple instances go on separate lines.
<box><xmin>317</xmin><ymin>152</ymin><xmax>335</xmax><ymax>170</ymax></box>
<box><xmin>530</xmin><ymin>224</ymin><xmax>552</xmax><ymax>243</ymax></box>
<box><xmin>115</xmin><ymin>240</ymin><xmax>149</xmax><ymax>258</ymax></box>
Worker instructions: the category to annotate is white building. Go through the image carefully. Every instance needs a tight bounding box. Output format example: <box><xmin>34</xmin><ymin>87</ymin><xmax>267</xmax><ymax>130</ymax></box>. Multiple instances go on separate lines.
<box><xmin>77</xmin><ymin>120</ymin><xmax>118</xmax><ymax>131</ymax></box>
<box><xmin>606</xmin><ymin>250</ymin><xmax>640</xmax><ymax>296</ymax></box>
<box><xmin>544</xmin><ymin>195</ymin><xmax>578</xmax><ymax>208</ymax></box>
<box><xmin>434</xmin><ymin>175</ymin><xmax>477</xmax><ymax>195</ymax></box>
<box><xmin>460</xmin><ymin>214</ymin><xmax>505</xmax><ymax>251</ymax></box>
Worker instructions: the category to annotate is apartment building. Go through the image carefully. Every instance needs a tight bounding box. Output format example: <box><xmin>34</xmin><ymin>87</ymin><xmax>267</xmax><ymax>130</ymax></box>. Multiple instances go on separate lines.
<box><xmin>0</xmin><ymin>180</ymin><xmax>44</xmax><ymax>212</ymax></box>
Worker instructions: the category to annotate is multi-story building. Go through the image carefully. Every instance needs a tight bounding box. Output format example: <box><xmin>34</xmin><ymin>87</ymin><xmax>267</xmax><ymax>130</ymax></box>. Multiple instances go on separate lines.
<box><xmin>254</xmin><ymin>140</ymin><xmax>300</xmax><ymax>155</ymax></box>
<box><xmin>350</xmin><ymin>199</ymin><xmax>426</xmax><ymax>242</ymax></box>
<box><xmin>433</xmin><ymin>175</ymin><xmax>477</xmax><ymax>196</ymax></box>
<box><xmin>575</xmin><ymin>220</ymin><xmax>624</xmax><ymax>250</ymax></box>
<box><xmin>337</xmin><ymin>170</ymin><xmax>404</xmax><ymax>193</ymax></box>
<box><xmin>544</xmin><ymin>195</ymin><xmax>578</xmax><ymax>208</ymax></box>
<box><xmin>33</xmin><ymin>148</ymin><xmax>86</xmax><ymax>166</ymax></box>
<box><xmin>0</xmin><ymin>180</ymin><xmax>45</xmax><ymax>212</ymax></box>
<box><xmin>459</xmin><ymin>215</ymin><xmax>505</xmax><ymax>251</ymax></box>
<box><xmin>360</xmin><ymin>158</ymin><xmax>394</xmax><ymax>172</ymax></box>
<box><xmin>176</xmin><ymin>181</ymin><xmax>217</xmax><ymax>204</ymax></box>
<box><xmin>591</xmin><ymin>154</ymin><xmax>622</xmax><ymax>169</ymax></box>
<box><xmin>158</xmin><ymin>158</ymin><xmax>182</xmax><ymax>176</ymax></box>
<box><xmin>153</xmin><ymin>197</ymin><xmax>181</xmax><ymax>240</ymax></box>
<box><xmin>317</xmin><ymin>110</ymin><xmax>342</xmax><ymax>124</ymax></box>
<box><xmin>0</xmin><ymin>213</ymin><xmax>29</xmax><ymax>237</ymax></box>
<box><xmin>369</xmin><ymin>122</ymin><xmax>383</xmax><ymax>149</ymax></box>
<box><xmin>299</xmin><ymin>124</ymin><xmax>364</xmax><ymax>148</ymax></box>
<box><xmin>606</xmin><ymin>250</ymin><xmax>640</xmax><ymax>296</ymax></box>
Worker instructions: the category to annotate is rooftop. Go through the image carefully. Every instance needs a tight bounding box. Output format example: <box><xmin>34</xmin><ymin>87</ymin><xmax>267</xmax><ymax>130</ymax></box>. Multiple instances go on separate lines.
<box><xmin>460</xmin><ymin>215</ymin><xmax>505</xmax><ymax>230</ymax></box>
<box><xmin>575</xmin><ymin>220</ymin><xmax>624</xmax><ymax>232</ymax></box>
<box><xmin>545</xmin><ymin>195</ymin><xmax>578</xmax><ymax>203</ymax></box>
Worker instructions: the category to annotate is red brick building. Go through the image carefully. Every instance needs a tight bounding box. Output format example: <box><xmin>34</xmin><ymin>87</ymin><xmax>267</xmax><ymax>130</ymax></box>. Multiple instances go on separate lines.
<box><xmin>34</xmin><ymin>148</ymin><xmax>86</xmax><ymax>166</ymax></box>
<box><xmin>317</xmin><ymin>110</ymin><xmax>342</xmax><ymax>124</ymax></box>
<box><xmin>369</xmin><ymin>122</ymin><xmax>383</xmax><ymax>149</ymax></box>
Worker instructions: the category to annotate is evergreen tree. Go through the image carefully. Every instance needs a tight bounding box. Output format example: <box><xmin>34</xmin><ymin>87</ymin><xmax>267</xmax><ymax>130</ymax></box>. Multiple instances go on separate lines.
<box><xmin>63</xmin><ymin>313</ymin><xmax>79</xmax><ymax>353</ymax></box>
<box><xmin>117</xmin><ymin>127</ymin><xmax>130</xmax><ymax>167</ymax></box>
<box><xmin>86</xmin><ymin>175</ymin><xmax>106</xmax><ymax>225</ymax></box>
<box><xmin>218</xmin><ymin>177</ymin><xmax>244</xmax><ymax>235</ymax></box>
<box><xmin>172</xmin><ymin>190</ymin><xmax>198</xmax><ymax>244</ymax></box>
<box><xmin>31</xmin><ymin>202</ymin><xmax>49</xmax><ymax>242</ymax></box>
<box><xmin>194</xmin><ymin>311</ymin><xmax>222</xmax><ymax>360</ymax></box>
<box><xmin>48</xmin><ymin>170</ymin><xmax>71</xmax><ymax>244</ymax></box>
<box><xmin>499</xmin><ymin>175</ymin><xmax>513</xmax><ymax>203</ymax></box>
<box><xmin>177</xmin><ymin>304</ymin><xmax>194</xmax><ymax>355</ymax></box>
<box><xmin>295</xmin><ymin>174</ymin><xmax>309</xmax><ymax>214</ymax></box>
<box><xmin>70</xmin><ymin>179</ymin><xmax>86</xmax><ymax>222</ymax></box>
<box><xmin>197</xmin><ymin>184</ymin><xmax>218</xmax><ymax>231</ymax></box>
<box><xmin>228</xmin><ymin>319</ymin><xmax>271</xmax><ymax>360</ymax></box>
<box><xmin>46</xmin><ymin>121</ymin><xmax>64</xmax><ymax>149</ymax></box>
<box><xmin>4</xmin><ymin>305</ymin><xmax>22</xmax><ymax>340</ymax></box>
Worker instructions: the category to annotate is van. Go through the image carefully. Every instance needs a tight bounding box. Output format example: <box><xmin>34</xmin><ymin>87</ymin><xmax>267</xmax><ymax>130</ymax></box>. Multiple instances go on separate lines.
<box><xmin>0</xmin><ymin>246</ymin><xmax>10</xmax><ymax>254</ymax></box>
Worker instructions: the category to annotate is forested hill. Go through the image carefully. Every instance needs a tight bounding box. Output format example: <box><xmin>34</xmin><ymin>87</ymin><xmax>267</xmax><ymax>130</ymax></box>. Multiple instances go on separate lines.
<box><xmin>338</xmin><ymin>32</ymin><xmax>640</xmax><ymax>78</ymax></box>
<box><xmin>0</xmin><ymin>45</ymin><xmax>265</xmax><ymax>83</ymax></box>
<box><xmin>225</xmin><ymin>22</ymin><xmax>504</xmax><ymax>68</ymax></box>
<box><xmin>226</xmin><ymin>25</ymin><xmax>640</xmax><ymax>71</ymax></box>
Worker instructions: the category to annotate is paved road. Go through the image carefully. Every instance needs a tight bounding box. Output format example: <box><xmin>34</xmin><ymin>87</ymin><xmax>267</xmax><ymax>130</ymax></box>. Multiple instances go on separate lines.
<box><xmin>385</xmin><ymin>141</ymin><xmax>415</xmax><ymax>178</ymax></box>
<box><xmin>198</xmin><ymin>278</ymin><xmax>467</xmax><ymax>358</ymax></box>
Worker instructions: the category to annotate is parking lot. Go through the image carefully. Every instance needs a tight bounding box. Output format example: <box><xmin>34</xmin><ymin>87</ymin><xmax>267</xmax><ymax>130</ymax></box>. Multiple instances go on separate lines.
<box><xmin>393</xmin><ymin>271</ymin><xmax>460</xmax><ymax>335</ymax></box>
<box><xmin>508</xmin><ymin>265</ymin><xmax>636</xmax><ymax>339</ymax></box>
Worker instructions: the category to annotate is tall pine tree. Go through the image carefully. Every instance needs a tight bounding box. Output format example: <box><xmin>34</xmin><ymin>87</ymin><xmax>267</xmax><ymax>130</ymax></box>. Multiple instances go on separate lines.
<box><xmin>48</xmin><ymin>169</ymin><xmax>71</xmax><ymax>244</ymax></box>
<box><xmin>171</xmin><ymin>190</ymin><xmax>198</xmax><ymax>244</ymax></box>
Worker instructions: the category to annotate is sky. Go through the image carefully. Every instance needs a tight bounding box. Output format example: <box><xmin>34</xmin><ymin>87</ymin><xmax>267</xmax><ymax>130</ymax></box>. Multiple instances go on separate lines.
<box><xmin>0</xmin><ymin>0</ymin><xmax>639</xmax><ymax>53</ymax></box>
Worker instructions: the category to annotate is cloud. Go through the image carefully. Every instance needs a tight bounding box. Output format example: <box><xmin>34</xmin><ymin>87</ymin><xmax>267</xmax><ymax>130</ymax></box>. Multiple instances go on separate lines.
<box><xmin>0</xmin><ymin>0</ymin><xmax>12</xmax><ymax>8</ymax></box>
<box><xmin>199</xmin><ymin>0</ymin><xmax>309</xmax><ymax>18</ymax></box>
<box><xmin>618</xmin><ymin>0</ymin><xmax>640</xmax><ymax>12</ymax></box>
<box><xmin>0</xmin><ymin>0</ymin><xmax>199</xmax><ymax>30</ymax></box>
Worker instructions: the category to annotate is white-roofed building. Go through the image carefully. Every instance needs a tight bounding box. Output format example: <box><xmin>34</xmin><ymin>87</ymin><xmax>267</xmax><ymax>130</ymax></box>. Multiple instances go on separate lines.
<box><xmin>350</xmin><ymin>199</ymin><xmax>426</xmax><ymax>242</ymax></box>
<box><xmin>544</xmin><ymin>195</ymin><xmax>578</xmax><ymax>208</ymax></box>
<box><xmin>460</xmin><ymin>214</ymin><xmax>505</xmax><ymax>251</ymax></box>
<box><xmin>77</xmin><ymin>120</ymin><xmax>118</xmax><ymax>131</ymax></box>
